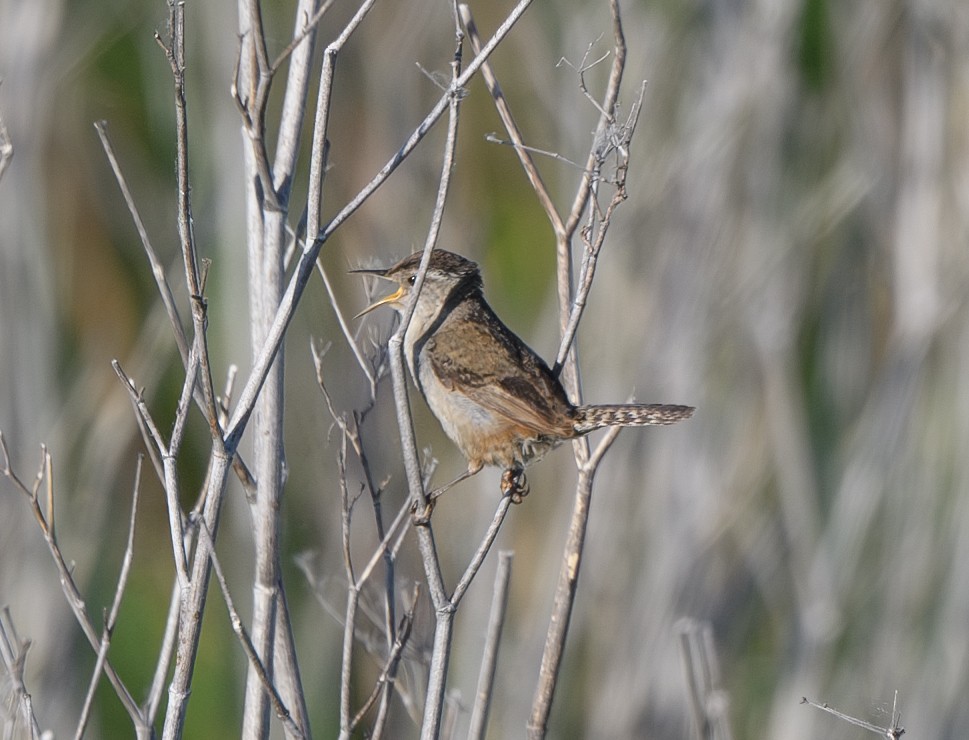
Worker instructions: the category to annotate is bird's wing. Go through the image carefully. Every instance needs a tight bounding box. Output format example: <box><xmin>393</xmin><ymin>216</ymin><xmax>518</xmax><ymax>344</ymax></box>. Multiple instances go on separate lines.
<box><xmin>425</xmin><ymin>321</ymin><xmax>574</xmax><ymax>437</ymax></box>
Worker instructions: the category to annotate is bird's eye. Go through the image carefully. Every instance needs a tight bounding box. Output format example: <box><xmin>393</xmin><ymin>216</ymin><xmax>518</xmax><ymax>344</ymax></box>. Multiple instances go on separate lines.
<box><xmin>407</xmin><ymin>275</ymin><xmax>416</xmax><ymax>285</ymax></box>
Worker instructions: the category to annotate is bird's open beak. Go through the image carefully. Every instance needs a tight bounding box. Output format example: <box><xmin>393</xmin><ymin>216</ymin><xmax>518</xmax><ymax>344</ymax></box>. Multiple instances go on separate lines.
<box><xmin>350</xmin><ymin>267</ymin><xmax>403</xmax><ymax>319</ymax></box>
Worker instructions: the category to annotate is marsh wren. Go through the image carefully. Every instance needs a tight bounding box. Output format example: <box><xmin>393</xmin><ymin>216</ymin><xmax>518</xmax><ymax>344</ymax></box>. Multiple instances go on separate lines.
<box><xmin>354</xmin><ymin>250</ymin><xmax>693</xmax><ymax>502</ymax></box>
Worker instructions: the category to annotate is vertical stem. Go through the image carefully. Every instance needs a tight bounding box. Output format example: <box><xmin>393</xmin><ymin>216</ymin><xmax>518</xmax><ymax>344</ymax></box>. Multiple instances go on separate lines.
<box><xmin>529</xmin><ymin>2</ymin><xmax>628</xmax><ymax>734</ymax></box>
<box><xmin>527</xmin><ymin>469</ymin><xmax>595</xmax><ymax>739</ymax></box>
<box><xmin>238</xmin><ymin>0</ymin><xmax>319</xmax><ymax>733</ymax></box>
<box><xmin>238</xmin><ymin>0</ymin><xmax>282</xmax><ymax>731</ymax></box>
<box><xmin>468</xmin><ymin>551</ymin><xmax>513</xmax><ymax>740</ymax></box>
<box><xmin>162</xmin><ymin>449</ymin><xmax>233</xmax><ymax>738</ymax></box>
<box><xmin>160</xmin><ymin>2</ymin><xmax>236</xmax><ymax>735</ymax></box>
<box><xmin>401</xmin><ymin>28</ymin><xmax>467</xmax><ymax>740</ymax></box>
<box><xmin>419</xmin><ymin>612</ymin><xmax>455</xmax><ymax>740</ymax></box>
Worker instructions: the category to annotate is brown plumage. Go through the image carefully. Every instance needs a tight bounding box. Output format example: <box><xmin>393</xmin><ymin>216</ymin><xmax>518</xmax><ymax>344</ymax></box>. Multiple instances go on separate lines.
<box><xmin>354</xmin><ymin>250</ymin><xmax>694</xmax><ymax>499</ymax></box>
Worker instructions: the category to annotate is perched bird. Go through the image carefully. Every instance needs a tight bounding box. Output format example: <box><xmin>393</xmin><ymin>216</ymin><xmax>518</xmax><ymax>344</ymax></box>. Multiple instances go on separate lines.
<box><xmin>354</xmin><ymin>249</ymin><xmax>693</xmax><ymax>502</ymax></box>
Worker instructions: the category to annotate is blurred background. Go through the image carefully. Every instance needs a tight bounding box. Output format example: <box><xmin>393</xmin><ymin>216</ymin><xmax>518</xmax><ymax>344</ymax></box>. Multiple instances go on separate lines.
<box><xmin>2</xmin><ymin>0</ymin><xmax>969</xmax><ymax>737</ymax></box>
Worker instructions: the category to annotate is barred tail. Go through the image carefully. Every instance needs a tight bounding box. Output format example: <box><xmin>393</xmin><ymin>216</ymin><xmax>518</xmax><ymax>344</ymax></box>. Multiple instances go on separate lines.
<box><xmin>572</xmin><ymin>403</ymin><xmax>694</xmax><ymax>434</ymax></box>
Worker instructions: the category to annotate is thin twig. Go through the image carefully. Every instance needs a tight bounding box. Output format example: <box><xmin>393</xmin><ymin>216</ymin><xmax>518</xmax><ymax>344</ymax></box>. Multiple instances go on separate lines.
<box><xmin>586</xmin><ymin>425</ymin><xmax>623</xmax><ymax>471</ymax></box>
<box><xmin>553</xmin><ymin>180</ymin><xmax>636</xmax><ymax>375</ymax></box>
<box><xmin>96</xmin><ymin>122</ymin><xmax>257</xmax><ymax>503</ymax></box>
<box><xmin>217</xmin><ymin>364</ymin><xmax>238</xmax><ymax>429</ymax></box>
<box><xmin>451</xmin><ymin>497</ymin><xmax>513</xmax><ymax>606</ymax></box>
<box><xmin>44</xmin><ymin>442</ymin><xmax>55</xmax><ymax>544</ymax></box>
<box><xmin>236</xmin><ymin>0</ymin><xmax>281</xmax><ymax>212</ymax></box>
<box><xmin>558</xmin><ymin>38</ymin><xmax>613</xmax><ymax>120</ymax></box>
<box><xmin>0</xmin><ymin>435</ymin><xmax>148</xmax><ymax>734</ymax></box>
<box><xmin>483</xmin><ymin>132</ymin><xmax>583</xmax><ymax>170</ymax></box>
<box><xmin>144</xmin><ymin>579</ymin><xmax>181</xmax><ymax>724</ymax></box>
<box><xmin>75</xmin><ymin>456</ymin><xmax>144</xmax><ymax>740</ymax></box>
<box><xmin>0</xmin><ymin>608</ymin><xmax>43</xmax><ymax>739</ymax></box>
<box><xmin>354</xmin><ymin>407</ymin><xmax>398</xmax><ymax>735</ymax></box>
<box><xmin>316</xmin><ymin>347</ymin><xmax>412</xmax><ymax>737</ymax></box>
<box><xmin>460</xmin><ymin>4</ymin><xmax>564</xmax><ymax>237</ymax></box>
<box><xmin>94</xmin><ymin>121</ymin><xmax>188</xmax><ymax>363</ymax></box>
<box><xmin>158</xmin><ymin>13</ymin><xmax>238</xmax><ymax>726</ymax></box>
<box><xmin>112</xmin><ymin>360</ymin><xmax>190</xmax><ymax>588</ymax></box>
<box><xmin>271</xmin><ymin>0</ymin><xmax>334</xmax><ymax>75</ymax></box>
<box><xmin>529</xmin><ymin>2</ymin><xmax>630</xmax><ymax>735</ymax></box>
<box><xmin>197</xmin><ymin>522</ymin><xmax>306</xmax><ymax>739</ymax></box>
<box><xmin>316</xmin><ymin>258</ymin><xmax>379</xmax><ymax>394</ymax></box>
<box><xmin>313</xmin><ymin>335</ymin><xmax>399</xmax><ymax>730</ymax></box>
<box><xmin>159</xmin><ymin>1</ymin><xmax>222</xmax><ymax>435</ymax></box>
<box><xmin>349</xmin><ymin>584</ymin><xmax>420</xmax><ymax>733</ymax></box>
<box><xmin>468</xmin><ymin>551</ymin><xmax>513</xmax><ymax>740</ymax></box>
<box><xmin>355</xmin><ymin>499</ymin><xmax>412</xmax><ymax>591</ymax></box>
<box><xmin>567</xmin><ymin>14</ymin><xmax>624</xmax><ymax>238</ymax></box>
<box><xmin>168</xmin><ymin>333</ymin><xmax>201</xmax><ymax>461</ymax></box>
<box><xmin>338</xmin><ymin>433</ymin><xmax>357</xmax><ymax>739</ymax></box>
<box><xmin>156</xmin><ymin>0</ymin><xmax>244</xmax><ymax>731</ymax></box>
<box><xmin>801</xmin><ymin>694</ymin><xmax>905</xmax><ymax>739</ymax></box>
<box><xmin>303</xmin><ymin>0</ymin><xmax>376</xmax><ymax>241</ymax></box>
<box><xmin>382</xmin><ymin>26</ymin><xmax>469</xmax><ymax>740</ymax></box>
<box><xmin>392</xmin><ymin>40</ymin><xmax>466</xmax><ymax>528</ymax></box>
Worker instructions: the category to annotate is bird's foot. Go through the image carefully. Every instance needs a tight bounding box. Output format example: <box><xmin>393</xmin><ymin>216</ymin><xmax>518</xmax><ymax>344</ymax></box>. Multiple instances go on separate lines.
<box><xmin>410</xmin><ymin>498</ymin><xmax>434</xmax><ymax>526</ymax></box>
<box><xmin>501</xmin><ymin>468</ymin><xmax>529</xmax><ymax>504</ymax></box>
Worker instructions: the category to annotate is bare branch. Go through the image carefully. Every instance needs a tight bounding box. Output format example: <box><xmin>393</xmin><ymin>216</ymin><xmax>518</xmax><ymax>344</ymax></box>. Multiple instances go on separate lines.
<box><xmin>145</xmin><ymin>580</ymin><xmax>181</xmax><ymax>724</ymax></box>
<box><xmin>112</xmin><ymin>360</ymin><xmax>190</xmax><ymax>588</ymax></box>
<box><xmin>1</xmin><ymin>439</ymin><xmax>148</xmax><ymax>734</ymax></box>
<box><xmin>239</xmin><ymin>4</ymin><xmax>328</xmax><ymax>722</ymax></box>
<box><xmin>94</xmin><ymin>121</ymin><xmax>188</xmax><ymax>363</ymax></box>
<box><xmin>801</xmin><ymin>694</ymin><xmax>905</xmax><ymax>739</ymax></box>
<box><xmin>198</xmin><ymin>522</ymin><xmax>307</xmax><ymax>739</ymax></box>
<box><xmin>97</xmin><ymin>123</ymin><xmax>258</xmax><ymax>505</ymax></box>
<box><xmin>483</xmin><ymin>132</ymin><xmax>583</xmax><ymax>170</ymax></box>
<box><xmin>585</xmin><ymin>425</ymin><xmax>623</xmax><ymax>471</ymax></box>
<box><xmin>531</xmin><ymin>3</ymin><xmax>633</xmax><ymax>733</ymax></box>
<box><xmin>563</xmin><ymin>8</ymin><xmax>626</xmax><ymax>241</ymax></box>
<box><xmin>271</xmin><ymin>0</ymin><xmax>335</xmax><ymax>75</ymax></box>
<box><xmin>556</xmin><ymin>0</ymin><xmax>627</xmax><ymax>350</ymax></box>
<box><xmin>451</xmin><ymin>497</ymin><xmax>513</xmax><ymax>607</ymax></box>
<box><xmin>379</xmin><ymin>19</ymin><xmax>535</xmax><ymax>738</ymax></box>
<box><xmin>553</xmin><ymin>180</ymin><xmax>636</xmax><ymax>376</ymax></box>
<box><xmin>76</xmin><ymin>456</ymin><xmax>144</xmax><ymax>740</ymax></box>
<box><xmin>349</xmin><ymin>584</ymin><xmax>420</xmax><ymax>733</ymax></box>
<box><xmin>303</xmin><ymin>0</ymin><xmax>376</xmax><ymax>240</ymax></box>
<box><xmin>460</xmin><ymin>4</ymin><xmax>564</xmax><ymax>237</ymax></box>
<box><xmin>337</xmin><ymin>432</ymin><xmax>358</xmax><ymax>739</ymax></box>
<box><xmin>0</xmin><ymin>608</ymin><xmax>43</xmax><ymax>739</ymax></box>
<box><xmin>468</xmin><ymin>551</ymin><xmax>513</xmax><ymax>740</ymax></box>
<box><xmin>316</xmin><ymin>259</ymin><xmax>379</xmax><ymax>394</ymax></box>
<box><xmin>161</xmin><ymin>0</ymin><xmax>222</xmax><ymax>437</ymax></box>
<box><xmin>557</xmin><ymin>38</ymin><xmax>612</xmax><ymax>120</ymax></box>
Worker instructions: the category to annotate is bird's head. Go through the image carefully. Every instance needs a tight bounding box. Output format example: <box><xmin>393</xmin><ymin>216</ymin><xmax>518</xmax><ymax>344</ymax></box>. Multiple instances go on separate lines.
<box><xmin>352</xmin><ymin>249</ymin><xmax>481</xmax><ymax>319</ymax></box>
